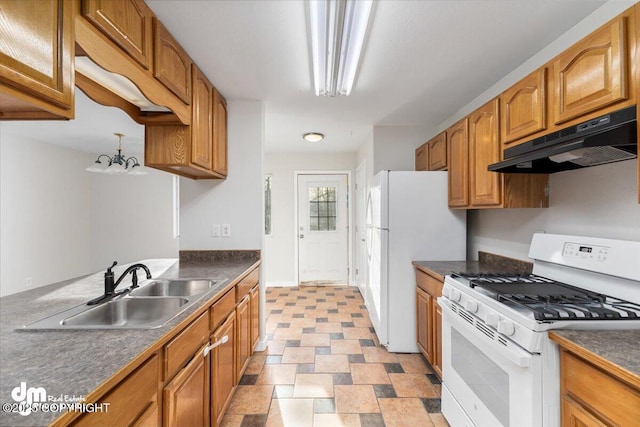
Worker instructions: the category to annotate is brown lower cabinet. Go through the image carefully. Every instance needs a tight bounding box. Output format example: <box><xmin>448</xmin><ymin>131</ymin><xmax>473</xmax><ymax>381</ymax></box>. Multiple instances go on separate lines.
<box><xmin>52</xmin><ymin>264</ymin><xmax>261</xmax><ymax>427</ymax></box>
<box><xmin>414</xmin><ymin>266</ymin><xmax>443</xmax><ymax>377</ymax></box>
<box><xmin>211</xmin><ymin>311</ymin><xmax>237</xmax><ymax>427</ymax></box>
<box><xmin>163</xmin><ymin>344</ymin><xmax>210</xmax><ymax>427</ymax></box>
<box><xmin>236</xmin><ymin>294</ymin><xmax>251</xmax><ymax>380</ymax></box>
<box><xmin>550</xmin><ymin>334</ymin><xmax>640</xmax><ymax>427</ymax></box>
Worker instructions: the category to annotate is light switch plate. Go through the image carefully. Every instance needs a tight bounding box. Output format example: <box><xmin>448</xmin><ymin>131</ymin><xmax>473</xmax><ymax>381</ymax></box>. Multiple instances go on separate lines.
<box><xmin>212</xmin><ymin>224</ymin><xmax>221</xmax><ymax>237</ymax></box>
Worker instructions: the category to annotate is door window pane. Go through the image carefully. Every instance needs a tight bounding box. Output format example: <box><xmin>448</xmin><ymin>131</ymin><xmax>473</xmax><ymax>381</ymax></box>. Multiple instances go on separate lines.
<box><xmin>309</xmin><ymin>186</ymin><xmax>337</xmax><ymax>231</ymax></box>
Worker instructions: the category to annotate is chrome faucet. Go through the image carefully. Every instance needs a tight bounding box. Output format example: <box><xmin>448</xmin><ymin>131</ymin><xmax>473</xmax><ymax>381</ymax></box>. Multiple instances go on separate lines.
<box><xmin>87</xmin><ymin>261</ymin><xmax>152</xmax><ymax>305</ymax></box>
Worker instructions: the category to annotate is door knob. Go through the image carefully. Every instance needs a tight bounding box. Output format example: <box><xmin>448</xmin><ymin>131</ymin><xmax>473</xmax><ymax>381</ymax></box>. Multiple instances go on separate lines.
<box><xmin>299</xmin><ymin>234</ymin><xmax>304</xmax><ymax>239</ymax></box>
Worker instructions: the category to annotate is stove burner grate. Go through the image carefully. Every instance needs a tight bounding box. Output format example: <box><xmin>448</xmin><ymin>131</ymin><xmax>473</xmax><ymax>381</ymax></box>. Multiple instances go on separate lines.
<box><xmin>452</xmin><ymin>273</ymin><xmax>640</xmax><ymax>321</ymax></box>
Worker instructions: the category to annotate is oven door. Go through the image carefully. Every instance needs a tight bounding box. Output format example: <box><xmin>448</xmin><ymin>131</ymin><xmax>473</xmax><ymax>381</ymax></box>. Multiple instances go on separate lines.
<box><xmin>439</xmin><ymin>299</ymin><xmax>542</xmax><ymax>427</ymax></box>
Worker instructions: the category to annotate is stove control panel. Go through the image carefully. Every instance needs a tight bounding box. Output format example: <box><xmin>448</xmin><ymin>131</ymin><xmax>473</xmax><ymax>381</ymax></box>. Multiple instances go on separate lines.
<box><xmin>563</xmin><ymin>242</ymin><xmax>609</xmax><ymax>261</ymax></box>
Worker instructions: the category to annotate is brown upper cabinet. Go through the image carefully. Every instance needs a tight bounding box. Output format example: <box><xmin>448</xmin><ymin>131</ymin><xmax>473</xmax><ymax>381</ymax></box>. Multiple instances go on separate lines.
<box><xmin>447</xmin><ymin>118</ymin><xmax>469</xmax><ymax>208</ymax></box>
<box><xmin>469</xmin><ymin>99</ymin><xmax>502</xmax><ymax>207</ymax></box>
<box><xmin>82</xmin><ymin>0</ymin><xmax>154</xmax><ymax>70</ymax></box>
<box><xmin>191</xmin><ymin>66</ymin><xmax>214</xmax><ymax>170</ymax></box>
<box><xmin>448</xmin><ymin>100</ymin><xmax>549</xmax><ymax>209</ymax></box>
<box><xmin>154</xmin><ymin>18</ymin><xmax>192</xmax><ymax>104</ymax></box>
<box><xmin>212</xmin><ymin>88</ymin><xmax>228</xmax><ymax>176</ymax></box>
<box><xmin>553</xmin><ymin>15</ymin><xmax>628</xmax><ymax>125</ymax></box>
<box><xmin>428</xmin><ymin>132</ymin><xmax>447</xmax><ymax>171</ymax></box>
<box><xmin>500</xmin><ymin>68</ymin><xmax>546</xmax><ymax>146</ymax></box>
<box><xmin>0</xmin><ymin>0</ymin><xmax>74</xmax><ymax>119</ymax></box>
<box><xmin>145</xmin><ymin>64</ymin><xmax>227</xmax><ymax>179</ymax></box>
<box><xmin>415</xmin><ymin>142</ymin><xmax>429</xmax><ymax>171</ymax></box>
<box><xmin>415</xmin><ymin>132</ymin><xmax>447</xmax><ymax>171</ymax></box>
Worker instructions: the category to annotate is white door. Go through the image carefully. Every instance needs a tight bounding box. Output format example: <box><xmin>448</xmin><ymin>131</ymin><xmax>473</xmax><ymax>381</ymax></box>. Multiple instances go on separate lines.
<box><xmin>355</xmin><ymin>163</ymin><xmax>367</xmax><ymax>295</ymax></box>
<box><xmin>297</xmin><ymin>174</ymin><xmax>349</xmax><ymax>285</ymax></box>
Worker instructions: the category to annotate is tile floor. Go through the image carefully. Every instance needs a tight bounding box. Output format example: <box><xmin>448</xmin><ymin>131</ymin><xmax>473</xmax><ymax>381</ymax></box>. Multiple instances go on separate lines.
<box><xmin>221</xmin><ymin>286</ymin><xmax>449</xmax><ymax>427</ymax></box>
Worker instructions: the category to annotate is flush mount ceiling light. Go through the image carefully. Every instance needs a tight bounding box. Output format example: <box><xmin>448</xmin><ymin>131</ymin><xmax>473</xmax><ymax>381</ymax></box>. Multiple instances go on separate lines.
<box><xmin>303</xmin><ymin>132</ymin><xmax>325</xmax><ymax>142</ymax></box>
<box><xmin>86</xmin><ymin>133</ymin><xmax>148</xmax><ymax>176</ymax></box>
<box><xmin>309</xmin><ymin>0</ymin><xmax>374</xmax><ymax>97</ymax></box>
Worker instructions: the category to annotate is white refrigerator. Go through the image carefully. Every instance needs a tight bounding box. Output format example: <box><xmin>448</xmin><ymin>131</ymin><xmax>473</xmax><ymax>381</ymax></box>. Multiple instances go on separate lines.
<box><xmin>365</xmin><ymin>171</ymin><xmax>466</xmax><ymax>353</ymax></box>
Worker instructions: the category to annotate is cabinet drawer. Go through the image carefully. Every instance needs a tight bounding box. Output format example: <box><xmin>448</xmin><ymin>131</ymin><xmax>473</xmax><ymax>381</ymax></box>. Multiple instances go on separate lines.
<box><xmin>561</xmin><ymin>350</ymin><xmax>640</xmax><ymax>426</ymax></box>
<box><xmin>164</xmin><ymin>312</ymin><xmax>209</xmax><ymax>380</ymax></box>
<box><xmin>236</xmin><ymin>268</ymin><xmax>259</xmax><ymax>301</ymax></box>
<box><xmin>72</xmin><ymin>353</ymin><xmax>159</xmax><ymax>426</ymax></box>
<box><xmin>211</xmin><ymin>288</ymin><xmax>236</xmax><ymax>330</ymax></box>
<box><xmin>415</xmin><ymin>270</ymin><xmax>443</xmax><ymax>297</ymax></box>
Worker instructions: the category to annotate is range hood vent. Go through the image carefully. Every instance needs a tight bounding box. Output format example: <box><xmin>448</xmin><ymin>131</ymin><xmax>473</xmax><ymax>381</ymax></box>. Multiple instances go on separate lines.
<box><xmin>489</xmin><ymin>105</ymin><xmax>637</xmax><ymax>173</ymax></box>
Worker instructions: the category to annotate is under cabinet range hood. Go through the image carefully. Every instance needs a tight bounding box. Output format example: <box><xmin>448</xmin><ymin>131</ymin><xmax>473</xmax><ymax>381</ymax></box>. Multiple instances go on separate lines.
<box><xmin>489</xmin><ymin>105</ymin><xmax>637</xmax><ymax>173</ymax></box>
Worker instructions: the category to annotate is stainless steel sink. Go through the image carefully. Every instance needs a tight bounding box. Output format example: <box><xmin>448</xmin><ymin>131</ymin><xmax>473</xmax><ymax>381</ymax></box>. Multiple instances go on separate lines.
<box><xmin>21</xmin><ymin>277</ymin><xmax>228</xmax><ymax>330</ymax></box>
<box><xmin>129</xmin><ymin>279</ymin><xmax>217</xmax><ymax>297</ymax></box>
<box><xmin>61</xmin><ymin>297</ymin><xmax>189</xmax><ymax>327</ymax></box>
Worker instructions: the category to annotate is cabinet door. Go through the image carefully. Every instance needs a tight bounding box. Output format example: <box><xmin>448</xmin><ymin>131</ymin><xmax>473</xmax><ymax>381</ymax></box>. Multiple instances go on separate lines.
<box><xmin>236</xmin><ymin>294</ymin><xmax>251</xmax><ymax>380</ymax></box>
<box><xmin>154</xmin><ymin>19</ymin><xmax>191</xmax><ymax>104</ymax></box>
<box><xmin>415</xmin><ymin>143</ymin><xmax>429</xmax><ymax>171</ymax></box>
<box><xmin>0</xmin><ymin>0</ymin><xmax>73</xmax><ymax>113</ymax></box>
<box><xmin>561</xmin><ymin>396</ymin><xmax>609</xmax><ymax>427</ymax></box>
<box><xmin>163</xmin><ymin>344</ymin><xmax>210</xmax><ymax>427</ymax></box>
<box><xmin>191</xmin><ymin>65</ymin><xmax>213</xmax><ymax>170</ymax></box>
<box><xmin>428</xmin><ymin>132</ymin><xmax>447</xmax><ymax>171</ymax></box>
<box><xmin>212</xmin><ymin>89</ymin><xmax>228</xmax><ymax>176</ymax></box>
<box><xmin>416</xmin><ymin>287</ymin><xmax>432</xmax><ymax>362</ymax></box>
<box><xmin>212</xmin><ymin>311</ymin><xmax>236</xmax><ymax>427</ymax></box>
<box><xmin>501</xmin><ymin>68</ymin><xmax>546</xmax><ymax>144</ymax></box>
<box><xmin>433</xmin><ymin>303</ymin><xmax>443</xmax><ymax>378</ymax></box>
<box><xmin>447</xmin><ymin>118</ymin><xmax>469</xmax><ymax>208</ymax></box>
<box><xmin>553</xmin><ymin>16</ymin><xmax>627</xmax><ymax>124</ymax></box>
<box><xmin>469</xmin><ymin>99</ymin><xmax>502</xmax><ymax>207</ymax></box>
<box><xmin>250</xmin><ymin>284</ymin><xmax>260</xmax><ymax>351</ymax></box>
<box><xmin>82</xmin><ymin>0</ymin><xmax>154</xmax><ymax>70</ymax></box>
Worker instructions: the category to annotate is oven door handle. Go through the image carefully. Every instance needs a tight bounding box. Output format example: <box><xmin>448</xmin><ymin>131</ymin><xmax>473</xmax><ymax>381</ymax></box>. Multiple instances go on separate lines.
<box><xmin>439</xmin><ymin>299</ymin><xmax>532</xmax><ymax>368</ymax></box>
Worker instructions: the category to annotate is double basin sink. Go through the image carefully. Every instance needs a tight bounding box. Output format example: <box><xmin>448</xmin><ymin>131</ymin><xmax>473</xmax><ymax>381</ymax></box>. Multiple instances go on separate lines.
<box><xmin>23</xmin><ymin>278</ymin><xmax>227</xmax><ymax>330</ymax></box>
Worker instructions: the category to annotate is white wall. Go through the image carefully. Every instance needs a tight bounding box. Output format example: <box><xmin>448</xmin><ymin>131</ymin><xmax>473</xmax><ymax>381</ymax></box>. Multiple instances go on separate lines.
<box><xmin>373</xmin><ymin>125</ymin><xmax>433</xmax><ymax>173</ymax></box>
<box><xmin>0</xmin><ymin>131</ymin><xmax>92</xmax><ymax>297</ymax></box>
<box><xmin>263</xmin><ymin>152</ymin><xmax>357</xmax><ymax>286</ymax></box>
<box><xmin>179</xmin><ymin>100</ymin><xmax>264</xmax><ymax>250</ymax></box>
<box><xmin>89</xmin><ymin>165</ymin><xmax>179</xmax><ymax>271</ymax></box>
<box><xmin>0</xmin><ymin>130</ymin><xmax>179</xmax><ymax>297</ymax></box>
<box><xmin>469</xmin><ymin>161</ymin><xmax>640</xmax><ymax>260</ymax></box>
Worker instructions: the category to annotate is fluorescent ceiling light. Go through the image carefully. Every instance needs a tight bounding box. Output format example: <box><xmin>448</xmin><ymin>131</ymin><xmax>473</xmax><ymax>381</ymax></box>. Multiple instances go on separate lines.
<box><xmin>75</xmin><ymin>57</ymin><xmax>170</xmax><ymax>112</ymax></box>
<box><xmin>309</xmin><ymin>0</ymin><xmax>373</xmax><ymax>96</ymax></box>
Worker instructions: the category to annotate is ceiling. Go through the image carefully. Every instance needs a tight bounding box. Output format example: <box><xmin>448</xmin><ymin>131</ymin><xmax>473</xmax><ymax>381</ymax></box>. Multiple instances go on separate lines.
<box><xmin>2</xmin><ymin>0</ymin><xmax>615</xmax><ymax>155</ymax></box>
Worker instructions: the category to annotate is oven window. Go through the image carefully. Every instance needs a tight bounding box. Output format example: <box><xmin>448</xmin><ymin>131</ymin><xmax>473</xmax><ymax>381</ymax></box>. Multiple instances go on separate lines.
<box><xmin>452</xmin><ymin>329</ymin><xmax>510</xmax><ymax>426</ymax></box>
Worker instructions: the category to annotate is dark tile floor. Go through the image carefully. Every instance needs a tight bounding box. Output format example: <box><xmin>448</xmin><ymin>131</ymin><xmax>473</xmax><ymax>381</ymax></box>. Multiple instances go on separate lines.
<box><xmin>221</xmin><ymin>286</ymin><xmax>448</xmax><ymax>427</ymax></box>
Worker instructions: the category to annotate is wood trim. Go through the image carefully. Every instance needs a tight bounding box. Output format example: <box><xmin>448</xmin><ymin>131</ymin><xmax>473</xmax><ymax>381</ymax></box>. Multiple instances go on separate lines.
<box><xmin>75</xmin><ymin>71</ymin><xmax>143</xmax><ymax>123</ymax></box>
<box><xmin>75</xmin><ymin>13</ymin><xmax>190</xmax><ymax>125</ymax></box>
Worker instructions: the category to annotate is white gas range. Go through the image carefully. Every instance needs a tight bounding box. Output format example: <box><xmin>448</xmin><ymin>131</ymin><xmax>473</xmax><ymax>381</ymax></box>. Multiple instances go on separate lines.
<box><xmin>438</xmin><ymin>233</ymin><xmax>640</xmax><ymax>427</ymax></box>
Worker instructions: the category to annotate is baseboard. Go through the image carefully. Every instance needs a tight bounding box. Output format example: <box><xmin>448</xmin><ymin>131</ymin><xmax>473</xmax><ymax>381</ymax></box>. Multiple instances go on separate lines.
<box><xmin>265</xmin><ymin>281</ymin><xmax>297</xmax><ymax>287</ymax></box>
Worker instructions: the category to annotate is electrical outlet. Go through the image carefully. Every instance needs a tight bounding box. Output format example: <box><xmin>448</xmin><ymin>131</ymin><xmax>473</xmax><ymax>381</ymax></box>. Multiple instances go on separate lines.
<box><xmin>25</xmin><ymin>277</ymin><xmax>32</xmax><ymax>288</ymax></box>
<box><xmin>212</xmin><ymin>224</ymin><xmax>221</xmax><ymax>237</ymax></box>
<box><xmin>222</xmin><ymin>224</ymin><xmax>231</xmax><ymax>237</ymax></box>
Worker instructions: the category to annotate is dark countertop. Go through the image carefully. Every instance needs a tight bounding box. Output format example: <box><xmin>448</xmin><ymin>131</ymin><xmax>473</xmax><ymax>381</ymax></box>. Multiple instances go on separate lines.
<box><xmin>0</xmin><ymin>256</ymin><xmax>259</xmax><ymax>427</ymax></box>
<box><xmin>549</xmin><ymin>329</ymin><xmax>640</xmax><ymax>385</ymax></box>
<box><xmin>413</xmin><ymin>252</ymin><xmax>534</xmax><ymax>281</ymax></box>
